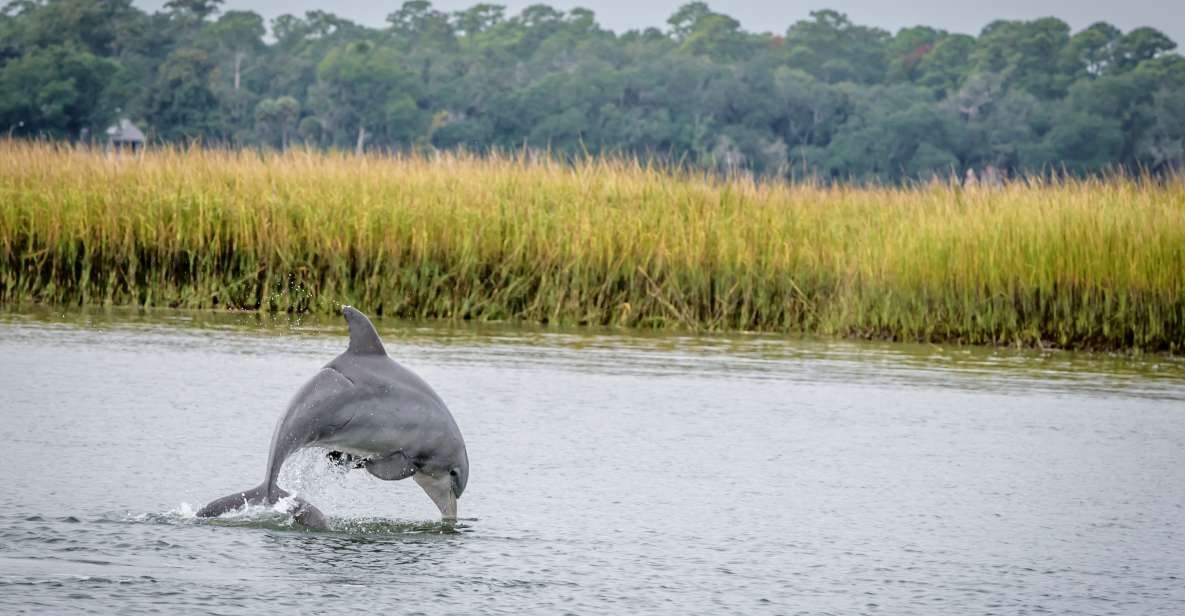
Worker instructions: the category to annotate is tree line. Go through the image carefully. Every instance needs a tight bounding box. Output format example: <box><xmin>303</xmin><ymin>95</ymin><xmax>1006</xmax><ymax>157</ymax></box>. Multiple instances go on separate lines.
<box><xmin>2</xmin><ymin>0</ymin><xmax>1184</xmax><ymax>182</ymax></box>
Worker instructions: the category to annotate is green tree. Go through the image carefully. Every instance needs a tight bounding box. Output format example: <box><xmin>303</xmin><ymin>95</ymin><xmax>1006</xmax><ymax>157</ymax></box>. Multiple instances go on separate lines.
<box><xmin>146</xmin><ymin>47</ymin><xmax>219</xmax><ymax>141</ymax></box>
<box><xmin>823</xmin><ymin>85</ymin><xmax>962</xmax><ymax>182</ymax></box>
<box><xmin>913</xmin><ymin>34</ymin><xmax>974</xmax><ymax>97</ymax></box>
<box><xmin>679</xmin><ymin>13</ymin><xmax>755</xmax><ymax>61</ymax></box>
<box><xmin>1020</xmin><ymin>108</ymin><xmax>1124</xmax><ymax>174</ymax></box>
<box><xmin>312</xmin><ymin>41</ymin><xmax>427</xmax><ymax>151</ymax></box>
<box><xmin>203</xmin><ymin>10</ymin><xmax>263</xmax><ymax>92</ymax></box>
<box><xmin>1136</xmin><ymin>87</ymin><xmax>1185</xmax><ymax>172</ymax></box>
<box><xmin>0</xmin><ymin>0</ymin><xmax>139</xmax><ymax>56</ymax></box>
<box><xmin>163</xmin><ymin>0</ymin><xmax>222</xmax><ymax>21</ymax></box>
<box><xmin>1068</xmin><ymin>54</ymin><xmax>1185</xmax><ymax>166</ymax></box>
<box><xmin>887</xmin><ymin>26</ymin><xmax>944</xmax><ymax>83</ymax></box>
<box><xmin>972</xmin><ymin>18</ymin><xmax>1074</xmax><ymax>99</ymax></box>
<box><xmin>0</xmin><ymin>44</ymin><xmax>118</xmax><ymax>137</ymax></box>
<box><xmin>1113</xmin><ymin>27</ymin><xmax>1176</xmax><ymax>72</ymax></box>
<box><xmin>1068</xmin><ymin>22</ymin><xmax>1121</xmax><ymax>77</ymax></box>
<box><xmin>452</xmin><ymin>3</ymin><xmax>504</xmax><ymax>36</ymax></box>
<box><xmin>0</xmin><ymin>1</ymin><xmax>1181</xmax><ymax>180</ymax></box>
<box><xmin>666</xmin><ymin>2</ymin><xmax>712</xmax><ymax>41</ymax></box>
<box><xmin>772</xmin><ymin>67</ymin><xmax>845</xmax><ymax>149</ymax></box>
<box><xmin>960</xmin><ymin>89</ymin><xmax>1044</xmax><ymax>171</ymax></box>
<box><xmin>783</xmin><ymin>10</ymin><xmax>890</xmax><ymax>85</ymax></box>
<box><xmin>388</xmin><ymin>1</ymin><xmax>455</xmax><ymax>48</ymax></box>
<box><xmin>255</xmin><ymin>95</ymin><xmax>300</xmax><ymax>148</ymax></box>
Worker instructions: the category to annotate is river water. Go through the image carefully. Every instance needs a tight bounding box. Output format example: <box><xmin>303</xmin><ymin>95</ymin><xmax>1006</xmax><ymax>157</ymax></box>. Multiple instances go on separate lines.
<box><xmin>0</xmin><ymin>308</ymin><xmax>1183</xmax><ymax>614</ymax></box>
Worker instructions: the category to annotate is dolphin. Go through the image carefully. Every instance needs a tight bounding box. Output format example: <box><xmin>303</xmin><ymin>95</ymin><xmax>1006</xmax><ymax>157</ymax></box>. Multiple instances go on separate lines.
<box><xmin>196</xmin><ymin>306</ymin><xmax>469</xmax><ymax>529</ymax></box>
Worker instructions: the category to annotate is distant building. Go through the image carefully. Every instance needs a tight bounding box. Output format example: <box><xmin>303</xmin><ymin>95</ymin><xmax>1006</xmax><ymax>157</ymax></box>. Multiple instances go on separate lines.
<box><xmin>105</xmin><ymin>118</ymin><xmax>145</xmax><ymax>153</ymax></box>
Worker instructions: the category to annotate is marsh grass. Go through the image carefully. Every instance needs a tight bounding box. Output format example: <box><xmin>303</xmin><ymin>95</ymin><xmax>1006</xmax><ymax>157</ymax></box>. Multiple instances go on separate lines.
<box><xmin>2</xmin><ymin>141</ymin><xmax>1182</xmax><ymax>351</ymax></box>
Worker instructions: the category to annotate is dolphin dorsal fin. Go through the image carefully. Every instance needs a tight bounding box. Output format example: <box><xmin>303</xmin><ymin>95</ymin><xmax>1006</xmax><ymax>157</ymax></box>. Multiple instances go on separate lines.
<box><xmin>342</xmin><ymin>306</ymin><xmax>387</xmax><ymax>355</ymax></box>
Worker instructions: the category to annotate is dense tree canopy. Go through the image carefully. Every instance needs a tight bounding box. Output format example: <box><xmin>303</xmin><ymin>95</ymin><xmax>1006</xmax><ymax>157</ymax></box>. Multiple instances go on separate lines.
<box><xmin>2</xmin><ymin>0</ymin><xmax>1183</xmax><ymax>181</ymax></box>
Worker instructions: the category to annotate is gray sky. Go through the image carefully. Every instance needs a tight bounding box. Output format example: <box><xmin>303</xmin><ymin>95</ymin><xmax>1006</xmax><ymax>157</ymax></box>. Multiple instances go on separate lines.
<box><xmin>136</xmin><ymin>1</ymin><xmax>1184</xmax><ymax>47</ymax></box>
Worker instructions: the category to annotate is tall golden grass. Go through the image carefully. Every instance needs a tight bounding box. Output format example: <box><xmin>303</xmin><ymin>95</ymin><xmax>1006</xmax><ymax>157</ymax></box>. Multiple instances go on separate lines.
<box><xmin>1</xmin><ymin>140</ymin><xmax>1182</xmax><ymax>350</ymax></box>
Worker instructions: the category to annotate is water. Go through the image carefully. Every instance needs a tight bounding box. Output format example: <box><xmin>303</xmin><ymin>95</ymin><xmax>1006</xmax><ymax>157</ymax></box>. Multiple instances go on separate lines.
<box><xmin>1</xmin><ymin>308</ymin><xmax>1183</xmax><ymax>614</ymax></box>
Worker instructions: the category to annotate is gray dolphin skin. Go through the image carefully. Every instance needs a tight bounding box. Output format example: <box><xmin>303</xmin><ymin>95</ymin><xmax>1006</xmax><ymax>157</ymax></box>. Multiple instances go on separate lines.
<box><xmin>196</xmin><ymin>306</ymin><xmax>469</xmax><ymax>529</ymax></box>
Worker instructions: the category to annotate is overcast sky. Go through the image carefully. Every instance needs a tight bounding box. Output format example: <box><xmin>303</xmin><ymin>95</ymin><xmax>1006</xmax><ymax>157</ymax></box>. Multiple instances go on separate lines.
<box><xmin>135</xmin><ymin>1</ymin><xmax>1184</xmax><ymax>47</ymax></box>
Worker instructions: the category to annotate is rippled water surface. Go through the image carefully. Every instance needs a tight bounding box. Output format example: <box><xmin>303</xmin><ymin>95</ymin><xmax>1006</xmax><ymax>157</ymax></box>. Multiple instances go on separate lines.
<box><xmin>2</xmin><ymin>308</ymin><xmax>1183</xmax><ymax>614</ymax></box>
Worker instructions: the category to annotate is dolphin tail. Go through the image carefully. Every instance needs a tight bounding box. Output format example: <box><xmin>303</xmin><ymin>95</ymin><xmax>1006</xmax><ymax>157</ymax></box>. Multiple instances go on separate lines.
<box><xmin>196</xmin><ymin>483</ymin><xmax>271</xmax><ymax>518</ymax></box>
<box><xmin>195</xmin><ymin>484</ymin><xmax>329</xmax><ymax>530</ymax></box>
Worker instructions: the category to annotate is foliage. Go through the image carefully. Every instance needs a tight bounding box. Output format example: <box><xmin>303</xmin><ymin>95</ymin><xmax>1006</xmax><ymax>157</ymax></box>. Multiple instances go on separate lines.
<box><xmin>2</xmin><ymin>141</ymin><xmax>1183</xmax><ymax>351</ymax></box>
<box><xmin>311</xmin><ymin>41</ymin><xmax>425</xmax><ymax>150</ymax></box>
<box><xmin>0</xmin><ymin>1</ymin><xmax>1183</xmax><ymax>181</ymax></box>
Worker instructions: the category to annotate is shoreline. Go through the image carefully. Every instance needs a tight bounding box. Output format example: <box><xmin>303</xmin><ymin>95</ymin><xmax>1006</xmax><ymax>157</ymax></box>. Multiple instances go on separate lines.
<box><xmin>3</xmin><ymin>143</ymin><xmax>1183</xmax><ymax>352</ymax></box>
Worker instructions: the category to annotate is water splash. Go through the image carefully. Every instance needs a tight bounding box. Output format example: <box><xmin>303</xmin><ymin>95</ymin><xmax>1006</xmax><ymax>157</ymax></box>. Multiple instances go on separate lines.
<box><xmin>134</xmin><ymin>449</ymin><xmax>451</xmax><ymax>534</ymax></box>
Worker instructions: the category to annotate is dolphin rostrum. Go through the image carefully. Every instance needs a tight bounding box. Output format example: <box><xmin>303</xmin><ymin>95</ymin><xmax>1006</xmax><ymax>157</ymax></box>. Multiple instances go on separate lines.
<box><xmin>197</xmin><ymin>306</ymin><xmax>469</xmax><ymax>529</ymax></box>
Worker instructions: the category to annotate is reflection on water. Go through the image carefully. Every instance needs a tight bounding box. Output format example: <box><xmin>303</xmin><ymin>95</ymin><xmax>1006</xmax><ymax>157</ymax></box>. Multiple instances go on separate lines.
<box><xmin>1</xmin><ymin>306</ymin><xmax>1183</xmax><ymax>614</ymax></box>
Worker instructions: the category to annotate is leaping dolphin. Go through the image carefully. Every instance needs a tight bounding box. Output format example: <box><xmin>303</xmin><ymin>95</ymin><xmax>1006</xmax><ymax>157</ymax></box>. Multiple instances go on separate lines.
<box><xmin>197</xmin><ymin>306</ymin><xmax>469</xmax><ymax>529</ymax></box>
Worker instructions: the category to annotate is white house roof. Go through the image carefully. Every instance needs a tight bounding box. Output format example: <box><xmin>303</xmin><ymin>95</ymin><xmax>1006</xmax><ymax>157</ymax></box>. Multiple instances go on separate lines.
<box><xmin>105</xmin><ymin>118</ymin><xmax>145</xmax><ymax>142</ymax></box>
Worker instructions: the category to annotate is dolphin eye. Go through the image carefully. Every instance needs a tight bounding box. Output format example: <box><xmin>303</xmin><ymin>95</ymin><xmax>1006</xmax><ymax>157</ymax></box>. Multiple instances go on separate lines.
<box><xmin>449</xmin><ymin>469</ymin><xmax>458</xmax><ymax>476</ymax></box>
